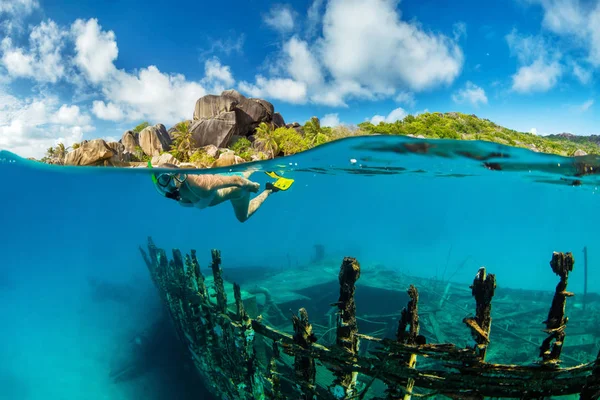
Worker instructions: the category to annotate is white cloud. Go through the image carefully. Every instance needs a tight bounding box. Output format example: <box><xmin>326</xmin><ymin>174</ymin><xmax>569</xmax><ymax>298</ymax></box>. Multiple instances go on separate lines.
<box><xmin>238</xmin><ymin>75</ymin><xmax>307</xmax><ymax>104</ymax></box>
<box><xmin>452</xmin><ymin>81</ymin><xmax>488</xmax><ymax>106</ymax></box>
<box><xmin>240</xmin><ymin>0</ymin><xmax>463</xmax><ymax>107</ymax></box>
<box><xmin>578</xmin><ymin>99</ymin><xmax>594</xmax><ymax>112</ymax></box>
<box><xmin>102</xmin><ymin>66</ymin><xmax>208</xmax><ymax>123</ymax></box>
<box><xmin>0</xmin><ymin>0</ymin><xmax>38</xmax><ymax>15</ymax></box>
<box><xmin>202</xmin><ymin>57</ymin><xmax>235</xmax><ymax>93</ymax></box>
<box><xmin>92</xmin><ymin>100</ymin><xmax>124</xmax><ymax>121</ymax></box>
<box><xmin>0</xmin><ymin>14</ymin><xmax>240</xmax><ymax>147</ymax></box>
<box><xmin>512</xmin><ymin>59</ymin><xmax>562</xmax><ymax>93</ymax></box>
<box><xmin>1</xmin><ymin>20</ymin><xmax>67</xmax><ymax>83</ymax></box>
<box><xmin>453</xmin><ymin>22</ymin><xmax>467</xmax><ymax>41</ymax></box>
<box><xmin>263</xmin><ymin>4</ymin><xmax>295</xmax><ymax>33</ymax></box>
<box><xmin>321</xmin><ymin>113</ymin><xmax>340</xmax><ymax>127</ymax></box>
<box><xmin>71</xmin><ymin>18</ymin><xmax>118</xmax><ymax>83</ymax></box>
<box><xmin>530</xmin><ymin>128</ymin><xmax>538</xmax><ymax>135</ymax></box>
<box><xmin>0</xmin><ymin>0</ymin><xmax>38</xmax><ymax>33</ymax></box>
<box><xmin>526</xmin><ymin>0</ymin><xmax>600</xmax><ymax>67</ymax></box>
<box><xmin>52</xmin><ymin>104</ymin><xmax>91</xmax><ymax>125</ymax></box>
<box><xmin>203</xmin><ymin>58</ymin><xmax>234</xmax><ymax>86</ymax></box>
<box><xmin>0</xmin><ymin>91</ymin><xmax>94</xmax><ymax>158</ymax></box>
<box><xmin>370</xmin><ymin>107</ymin><xmax>407</xmax><ymax>124</ymax></box>
<box><xmin>506</xmin><ymin>29</ymin><xmax>562</xmax><ymax>93</ymax></box>
<box><xmin>320</xmin><ymin>0</ymin><xmax>462</xmax><ymax>93</ymax></box>
<box><xmin>284</xmin><ymin>36</ymin><xmax>323</xmax><ymax>86</ymax></box>
<box><xmin>306</xmin><ymin>0</ymin><xmax>325</xmax><ymax>38</ymax></box>
<box><xmin>198</xmin><ymin>34</ymin><xmax>245</xmax><ymax>59</ymax></box>
<box><xmin>506</xmin><ymin>29</ymin><xmax>549</xmax><ymax>64</ymax></box>
<box><xmin>69</xmin><ymin>20</ymin><xmax>229</xmax><ymax>124</ymax></box>
<box><xmin>572</xmin><ymin>61</ymin><xmax>592</xmax><ymax>84</ymax></box>
<box><xmin>394</xmin><ymin>91</ymin><xmax>416</xmax><ymax>107</ymax></box>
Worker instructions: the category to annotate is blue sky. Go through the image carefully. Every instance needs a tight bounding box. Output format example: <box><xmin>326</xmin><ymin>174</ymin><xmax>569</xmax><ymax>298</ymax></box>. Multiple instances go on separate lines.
<box><xmin>1</xmin><ymin>0</ymin><xmax>600</xmax><ymax>158</ymax></box>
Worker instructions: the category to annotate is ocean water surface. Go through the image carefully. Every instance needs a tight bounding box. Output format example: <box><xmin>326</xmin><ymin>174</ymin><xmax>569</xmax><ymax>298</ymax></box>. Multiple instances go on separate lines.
<box><xmin>1</xmin><ymin>135</ymin><xmax>599</xmax><ymax>399</ymax></box>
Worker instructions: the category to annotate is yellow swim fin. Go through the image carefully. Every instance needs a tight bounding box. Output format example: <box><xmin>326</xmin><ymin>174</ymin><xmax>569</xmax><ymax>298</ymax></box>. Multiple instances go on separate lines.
<box><xmin>265</xmin><ymin>171</ymin><xmax>295</xmax><ymax>191</ymax></box>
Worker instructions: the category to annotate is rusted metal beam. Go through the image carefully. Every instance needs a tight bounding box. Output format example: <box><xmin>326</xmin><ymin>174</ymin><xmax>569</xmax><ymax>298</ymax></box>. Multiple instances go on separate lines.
<box><xmin>540</xmin><ymin>252</ymin><xmax>574</xmax><ymax>366</ymax></box>
<box><xmin>141</xmin><ymin>240</ymin><xmax>597</xmax><ymax>399</ymax></box>
<box><xmin>292</xmin><ymin>308</ymin><xmax>318</xmax><ymax>400</ymax></box>
<box><xmin>580</xmin><ymin>349</ymin><xmax>600</xmax><ymax>400</ymax></box>
<box><xmin>210</xmin><ymin>249</ymin><xmax>228</xmax><ymax>314</ymax></box>
<box><xmin>463</xmin><ymin>267</ymin><xmax>496</xmax><ymax>361</ymax></box>
<box><xmin>328</xmin><ymin>257</ymin><xmax>361</xmax><ymax>399</ymax></box>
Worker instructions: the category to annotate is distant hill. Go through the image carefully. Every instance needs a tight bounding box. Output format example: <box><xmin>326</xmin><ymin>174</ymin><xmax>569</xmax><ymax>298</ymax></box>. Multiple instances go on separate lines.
<box><xmin>358</xmin><ymin>112</ymin><xmax>600</xmax><ymax>157</ymax></box>
<box><xmin>546</xmin><ymin>132</ymin><xmax>600</xmax><ymax>147</ymax></box>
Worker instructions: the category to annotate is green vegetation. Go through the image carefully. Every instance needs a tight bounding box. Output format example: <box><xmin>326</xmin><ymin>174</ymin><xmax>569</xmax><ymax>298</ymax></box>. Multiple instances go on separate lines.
<box><xmin>133</xmin><ymin>146</ymin><xmax>150</xmax><ymax>162</ymax></box>
<box><xmin>170</xmin><ymin>121</ymin><xmax>195</xmax><ymax>162</ymax></box>
<box><xmin>356</xmin><ymin>112</ymin><xmax>600</xmax><ymax>156</ymax></box>
<box><xmin>41</xmin><ymin>142</ymin><xmax>69</xmax><ymax>164</ymax></box>
<box><xmin>230</xmin><ymin>137</ymin><xmax>253</xmax><ymax>160</ymax></box>
<box><xmin>38</xmin><ymin>112</ymin><xmax>599</xmax><ymax>166</ymax></box>
<box><xmin>133</xmin><ymin>121</ymin><xmax>150</xmax><ymax>133</ymax></box>
<box><xmin>189</xmin><ymin>149</ymin><xmax>216</xmax><ymax>167</ymax></box>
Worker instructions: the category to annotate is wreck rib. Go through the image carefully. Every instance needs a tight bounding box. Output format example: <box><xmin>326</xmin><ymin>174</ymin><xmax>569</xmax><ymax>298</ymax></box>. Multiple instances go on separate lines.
<box><xmin>140</xmin><ymin>238</ymin><xmax>596</xmax><ymax>399</ymax></box>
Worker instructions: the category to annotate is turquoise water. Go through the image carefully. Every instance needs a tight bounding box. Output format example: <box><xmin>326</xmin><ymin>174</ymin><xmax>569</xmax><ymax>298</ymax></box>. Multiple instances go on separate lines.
<box><xmin>1</xmin><ymin>135</ymin><xmax>599</xmax><ymax>399</ymax></box>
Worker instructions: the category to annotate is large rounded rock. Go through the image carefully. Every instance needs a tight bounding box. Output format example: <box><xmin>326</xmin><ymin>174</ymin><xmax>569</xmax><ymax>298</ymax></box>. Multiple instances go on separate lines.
<box><xmin>273</xmin><ymin>112</ymin><xmax>285</xmax><ymax>128</ymax></box>
<box><xmin>106</xmin><ymin>141</ymin><xmax>131</xmax><ymax>162</ymax></box>
<box><xmin>210</xmin><ymin>152</ymin><xmax>245</xmax><ymax>167</ymax></box>
<box><xmin>139</xmin><ymin>124</ymin><xmax>172</xmax><ymax>157</ymax></box>
<box><xmin>574</xmin><ymin>149</ymin><xmax>588</xmax><ymax>156</ymax></box>
<box><xmin>193</xmin><ymin>95</ymin><xmax>237</xmax><ymax>121</ymax></box>
<box><xmin>190</xmin><ymin>111</ymin><xmax>237</xmax><ymax>148</ymax></box>
<box><xmin>121</xmin><ymin>130</ymin><xmax>139</xmax><ymax>154</ymax></box>
<box><xmin>151</xmin><ymin>153</ymin><xmax>180</xmax><ymax>166</ymax></box>
<box><xmin>64</xmin><ymin>139</ymin><xmax>114</xmax><ymax>166</ymax></box>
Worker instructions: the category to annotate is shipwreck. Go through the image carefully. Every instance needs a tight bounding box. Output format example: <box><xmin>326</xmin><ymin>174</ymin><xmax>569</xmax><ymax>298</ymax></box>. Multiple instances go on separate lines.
<box><xmin>139</xmin><ymin>237</ymin><xmax>600</xmax><ymax>399</ymax></box>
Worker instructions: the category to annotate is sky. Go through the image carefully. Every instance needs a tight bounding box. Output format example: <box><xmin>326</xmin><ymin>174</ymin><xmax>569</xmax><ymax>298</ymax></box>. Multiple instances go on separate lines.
<box><xmin>1</xmin><ymin>0</ymin><xmax>600</xmax><ymax>158</ymax></box>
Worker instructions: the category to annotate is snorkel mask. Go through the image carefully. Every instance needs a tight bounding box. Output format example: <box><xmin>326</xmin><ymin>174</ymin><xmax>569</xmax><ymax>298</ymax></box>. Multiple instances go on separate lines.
<box><xmin>149</xmin><ymin>161</ymin><xmax>186</xmax><ymax>201</ymax></box>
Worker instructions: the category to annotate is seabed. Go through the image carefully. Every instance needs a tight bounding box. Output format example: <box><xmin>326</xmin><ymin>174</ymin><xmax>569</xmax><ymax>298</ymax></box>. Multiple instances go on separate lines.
<box><xmin>139</xmin><ymin>237</ymin><xmax>600</xmax><ymax>399</ymax></box>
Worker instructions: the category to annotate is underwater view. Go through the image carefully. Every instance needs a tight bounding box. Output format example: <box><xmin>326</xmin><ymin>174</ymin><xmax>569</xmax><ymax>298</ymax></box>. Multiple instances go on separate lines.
<box><xmin>2</xmin><ymin>136</ymin><xmax>600</xmax><ymax>399</ymax></box>
<box><xmin>5</xmin><ymin>0</ymin><xmax>600</xmax><ymax>398</ymax></box>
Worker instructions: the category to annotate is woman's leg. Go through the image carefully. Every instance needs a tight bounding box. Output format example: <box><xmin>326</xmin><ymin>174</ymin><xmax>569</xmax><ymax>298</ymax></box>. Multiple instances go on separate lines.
<box><xmin>230</xmin><ymin>189</ymin><xmax>273</xmax><ymax>222</ymax></box>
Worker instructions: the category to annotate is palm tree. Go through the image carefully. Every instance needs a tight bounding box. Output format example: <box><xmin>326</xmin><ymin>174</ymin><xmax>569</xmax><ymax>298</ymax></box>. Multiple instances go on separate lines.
<box><xmin>170</xmin><ymin>121</ymin><xmax>194</xmax><ymax>162</ymax></box>
<box><xmin>303</xmin><ymin>116</ymin><xmax>329</xmax><ymax>147</ymax></box>
<box><xmin>304</xmin><ymin>116</ymin><xmax>321</xmax><ymax>137</ymax></box>
<box><xmin>54</xmin><ymin>143</ymin><xmax>67</xmax><ymax>164</ymax></box>
<box><xmin>253</xmin><ymin>122</ymin><xmax>279</xmax><ymax>159</ymax></box>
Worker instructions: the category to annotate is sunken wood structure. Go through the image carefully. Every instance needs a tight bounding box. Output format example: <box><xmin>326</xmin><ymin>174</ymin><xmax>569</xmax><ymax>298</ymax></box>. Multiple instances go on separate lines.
<box><xmin>139</xmin><ymin>237</ymin><xmax>600</xmax><ymax>399</ymax></box>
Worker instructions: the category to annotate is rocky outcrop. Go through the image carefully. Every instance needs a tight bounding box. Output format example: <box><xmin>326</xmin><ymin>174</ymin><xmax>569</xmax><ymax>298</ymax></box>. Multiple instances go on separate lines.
<box><xmin>190</xmin><ymin>89</ymin><xmax>281</xmax><ymax>148</ymax></box>
<box><xmin>121</xmin><ymin>130</ymin><xmax>139</xmax><ymax>154</ymax></box>
<box><xmin>151</xmin><ymin>153</ymin><xmax>180</xmax><ymax>166</ymax></box>
<box><xmin>200</xmin><ymin>144</ymin><xmax>219</xmax><ymax>158</ymax></box>
<box><xmin>167</xmin><ymin>120</ymin><xmax>191</xmax><ymax>139</ymax></box>
<box><xmin>210</xmin><ymin>152</ymin><xmax>245</xmax><ymax>168</ymax></box>
<box><xmin>193</xmin><ymin>95</ymin><xmax>237</xmax><ymax>121</ymax></box>
<box><xmin>106</xmin><ymin>141</ymin><xmax>131</xmax><ymax>163</ymax></box>
<box><xmin>273</xmin><ymin>112</ymin><xmax>285</xmax><ymax>128</ymax></box>
<box><xmin>64</xmin><ymin>139</ymin><xmax>114</xmax><ymax>166</ymax></box>
<box><xmin>139</xmin><ymin>124</ymin><xmax>172</xmax><ymax>157</ymax></box>
<box><xmin>286</xmin><ymin>121</ymin><xmax>303</xmax><ymax>134</ymax></box>
<box><xmin>574</xmin><ymin>149</ymin><xmax>588</xmax><ymax>156</ymax></box>
<box><xmin>190</xmin><ymin>111</ymin><xmax>237</xmax><ymax>148</ymax></box>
